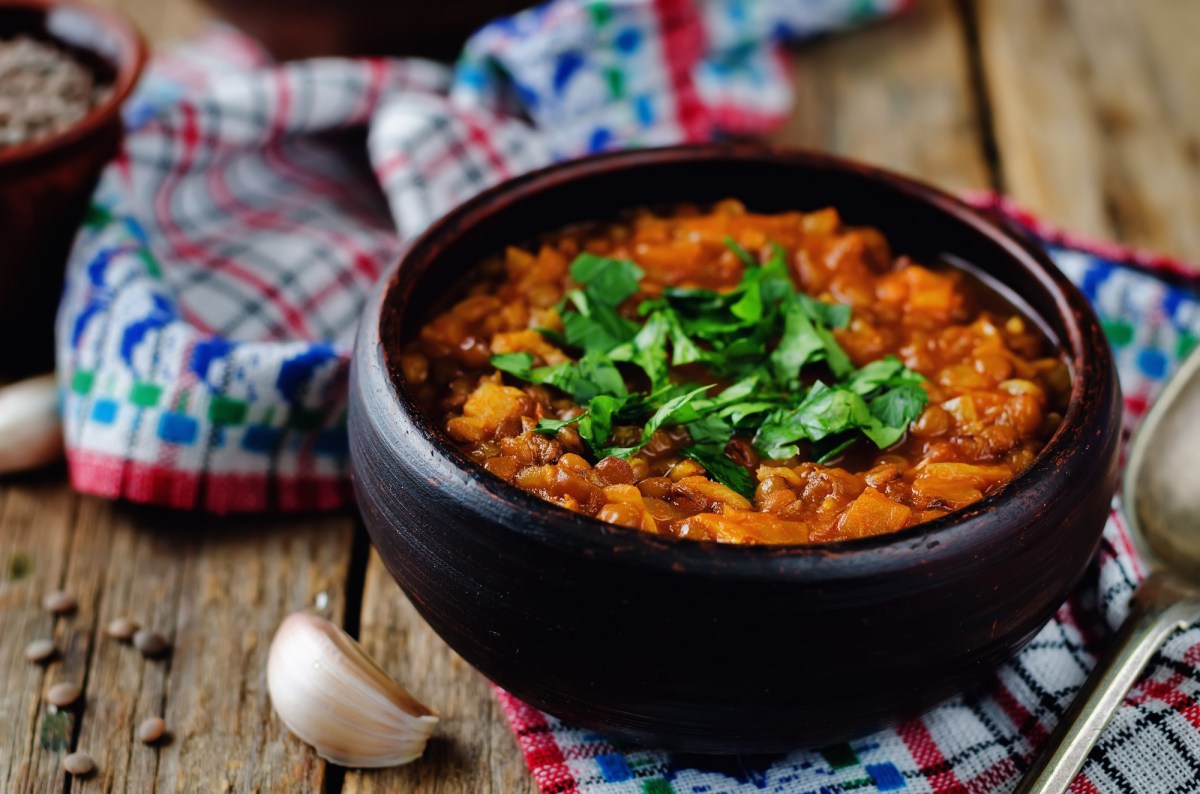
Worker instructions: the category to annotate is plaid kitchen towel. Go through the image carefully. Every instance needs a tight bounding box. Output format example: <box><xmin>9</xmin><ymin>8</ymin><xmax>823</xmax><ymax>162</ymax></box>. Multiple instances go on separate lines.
<box><xmin>55</xmin><ymin>1</ymin><xmax>1200</xmax><ymax>791</ymax></box>
<box><xmin>58</xmin><ymin>0</ymin><xmax>909</xmax><ymax>512</ymax></box>
<box><xmin>493</xmin><ymin>200</ymin><xmax>1200</xmax><ymax>794</ymax></box>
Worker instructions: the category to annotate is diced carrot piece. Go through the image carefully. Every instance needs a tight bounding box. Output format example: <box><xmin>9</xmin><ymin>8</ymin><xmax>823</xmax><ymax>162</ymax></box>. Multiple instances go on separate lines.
<box><xmin>910</xmin><ymin>478</ymin><xmax>983</xmax><ymax>510</ymax></box>
<box><xmin>460</xmin><ymin>381</ymin><xmax>531</xmax><ymax>434</ymax></box>
<box><xmin>490</xmin><ymin>329</ymin><xmax>569</xmax><ymax>365</ymax></box>
<box><xmin>836</xmin><ymin>487</ymin><xmax>912</xmax><ymax>539</ymax></box>
<box><xmin>901</xmin><ymin>265</ymin><xmax>960</xmax><ymax>320</ymax></box>
<box><xmin>673</xmin><ymin>512</ymin><xmax>810</xmax><ymax>544</ymax></box>
<box><xmin>917</xmin><ymin>462</ymin><xmax>1012</xmax><ymax>488</ymax></box>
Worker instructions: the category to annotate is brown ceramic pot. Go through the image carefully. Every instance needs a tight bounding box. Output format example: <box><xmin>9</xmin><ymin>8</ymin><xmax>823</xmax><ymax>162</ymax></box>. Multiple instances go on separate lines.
<box><xmin>349</xmin><ymin>145</ymin><xmax>1122</xmax><ymax>753</ymax></box>
<box><xmin>0</xmin><ymin>0</ymin><xmax>145</xmax><ymax>379</ymax></box>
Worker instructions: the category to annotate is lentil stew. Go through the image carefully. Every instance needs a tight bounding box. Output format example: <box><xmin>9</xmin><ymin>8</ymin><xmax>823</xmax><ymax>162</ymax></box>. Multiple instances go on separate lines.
<box><xmin>403</xmin><ymin>201</ymin><xmax>1068</xmax><ymax>545</ymax></box>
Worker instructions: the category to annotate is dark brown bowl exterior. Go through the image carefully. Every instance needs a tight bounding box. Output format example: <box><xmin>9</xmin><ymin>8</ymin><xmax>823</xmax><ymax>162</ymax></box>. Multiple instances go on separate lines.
<box><xmin>349</xmin><ymin>145</ymin><xmax>1121</xmax><ymax>753</ymax></box>
<box><xmin>0</xmin><ymin>0</ymin><xmax>146</xmax><ymax>379</ymax></box>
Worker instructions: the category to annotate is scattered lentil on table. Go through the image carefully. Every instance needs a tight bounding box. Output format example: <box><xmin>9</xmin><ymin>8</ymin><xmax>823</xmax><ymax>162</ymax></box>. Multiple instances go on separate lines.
<box><xmin>133</xmin><ymin>628</ymin><xmax>170</xmax><ymax>658</ymax></box>
<box><xmin>138</xmin><ymin>716</ymin><xmax>167</xmax><ymax>744</ymax></box>
<box><xmin>42</xmin><ymin>589</ymin><xmax>76</xmax><ymax>614</ymax></box>
<box><xmin>106</xmin><ymin>616</ymin><xmax>140</xmax><ymax>641</ymax></box>
<box><xmin>61</xmin><ymin>751</ymin><xmax>95</xmax><ymax>776</ymax></box>
<box><xmin>46</xmin><ymin>681</ymin><xmax>82</xmax><ymax>708</ymax></box>
<box><xmin>24</xmin><ymin>638</ymin><xmax>56</xmax><ymax>663</ymax></box>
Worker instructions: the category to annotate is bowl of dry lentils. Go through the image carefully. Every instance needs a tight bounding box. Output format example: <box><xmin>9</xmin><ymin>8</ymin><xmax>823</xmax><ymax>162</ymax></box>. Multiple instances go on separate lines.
<box><xmin>0</xmin><ymin>0</ymin><xmax>145</xmax><ymax>378</ymax></box>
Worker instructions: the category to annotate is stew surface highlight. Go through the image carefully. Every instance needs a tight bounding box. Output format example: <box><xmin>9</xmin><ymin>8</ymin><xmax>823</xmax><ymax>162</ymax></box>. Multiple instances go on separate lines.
<box><xmin>404</xmin><ymin>201</ymin><xmax>1067</xmax><ymax>545</ymax></box>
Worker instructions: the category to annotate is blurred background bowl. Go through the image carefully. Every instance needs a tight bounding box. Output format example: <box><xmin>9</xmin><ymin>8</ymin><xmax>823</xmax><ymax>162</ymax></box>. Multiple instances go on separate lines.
<box><xmin>0</xmin><ymin>0</ymin><xmax>145</xmax><ymax>379</ymax></box>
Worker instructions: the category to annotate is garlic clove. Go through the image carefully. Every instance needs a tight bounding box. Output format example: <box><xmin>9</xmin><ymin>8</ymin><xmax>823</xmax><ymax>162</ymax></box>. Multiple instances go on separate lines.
<box><xmin>0</xmin><ymin>374</ymin><xmax>63</xmax><ymax>475</ymax></box>
<box><xmin>267</xmin><ymin>611</ymin><xmax>438</xmax><ymax>768</ymax></box>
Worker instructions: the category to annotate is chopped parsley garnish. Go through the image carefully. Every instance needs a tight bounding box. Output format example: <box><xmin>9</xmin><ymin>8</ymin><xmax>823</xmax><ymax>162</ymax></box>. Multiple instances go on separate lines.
<box><xmin>489</xmin><ymin>240</ymin><xmax>928</xmax><ymax>499</ymax></box>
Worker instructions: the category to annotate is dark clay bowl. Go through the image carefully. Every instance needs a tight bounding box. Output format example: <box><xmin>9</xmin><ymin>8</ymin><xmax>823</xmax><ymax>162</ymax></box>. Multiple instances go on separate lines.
<box><xmin>0</xmin><ymin>0</ymin><xmax>146</xmax><ymax>378</ymax></box>
<box><xmin>349</xmin><ymin>145</ymin><xmax>1121</xmax><ymax>753</ymax></box>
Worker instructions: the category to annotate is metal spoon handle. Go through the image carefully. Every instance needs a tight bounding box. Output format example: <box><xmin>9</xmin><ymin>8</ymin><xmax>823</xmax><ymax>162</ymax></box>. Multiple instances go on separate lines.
<box><xmin>1014</xmin><ymin>572</ymin><xmax>1200</xmax><ymax>793</ymax></box>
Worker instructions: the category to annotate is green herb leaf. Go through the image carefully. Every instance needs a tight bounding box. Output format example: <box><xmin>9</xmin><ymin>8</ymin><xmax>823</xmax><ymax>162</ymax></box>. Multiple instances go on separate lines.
<box><xmin>576</xmin><ymin>351</ymin><xmax>627</xmax><ymax>398</ymax></box>
<box><xmin>602</xmin><ymin>385</ymin><xmax>710</xmax><ymax>459</ymax></box>
<box><xmin>684</xmin><ymin>413</ymin><xmax>734</xmax><ymax>446</ymax></box>
<box><xmin>610</xmin><ymin>310</ymin><xmax>671</xmax><ymax>390</ymax></box>
<box><xmin>844</xmin><ymin>355</ymin><xmax>908</xmax><ymax>395</ymax></box>
<box><xmin>503</xmin><ymin>243</ymin><xmax>927</xmax><ymax>471</ymax></box>
<box><xmin>813</xmin><ymin>433</ymin><xmax>857</xmax><ymax>465</ymax></box>
<box><xmin>535</xmin><ymin>415</ymin><xmax>583</xmax><ymax>435</ymax></box>
<box><xmin>797</xmin><ymin>293</ymin><xmax>851</xmax><ymax>330</ymax></box>
<box><xmin>664</xmin><ymin>309</ymin><xmax>707</xmax><ymax>366</ymax></box>
<box><xmin>730</xmin><ymin>267</ymin><xmax>765</xmax><ymax>323</ymax></box>
<box><xmin>491</xmin><ymin>352</ymin><xmax>535</xmax><ymax>378</ymax></box>
<box><xmin>770</xmin><ymin>298</ymin><xmax>825</xmax><ymax>387</ymax></box>
<box><xmin>492</xmin><ymin>351</ymin><xmax>626</xmax><ymax>404</ymax></box>
<box><xmin>681</xmin><ymin>443</ymin><xmax>756</xmax><ymax>499</ymax></box>
<box><xmin>570</xmin><ymin>253</ymin><xmax>643</xmax><ymax>305</ymax></box>
<box><xmin>759</xmin><ymin>245</ymin><xmax>794</xmax><ymax>304</ymax></box>
<box><xmin>754</xmin><ymin>382</ymin><xmax>872</xmax><ymax>458</ymax></box>
<box><xmin>723</xmin><ymin>235</ymin><xmax>758</xmax><ymax>268</ymax></box>
<box><xmin>562</xmin><ymin>290</ymin><xmax>640</xmax><ymax>352</ymax></box>
<box><xmin>870</xmin><ymin>382</ymin><xmax>927</xmax><ymax>426</ymax></box>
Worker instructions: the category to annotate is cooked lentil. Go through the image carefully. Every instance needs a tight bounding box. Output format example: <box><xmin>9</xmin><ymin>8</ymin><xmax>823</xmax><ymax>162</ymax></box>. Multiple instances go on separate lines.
<box><xmin>406</xmin><ymin>201</ymin><xmax>1067</xmax><ymax>545</ymax></box>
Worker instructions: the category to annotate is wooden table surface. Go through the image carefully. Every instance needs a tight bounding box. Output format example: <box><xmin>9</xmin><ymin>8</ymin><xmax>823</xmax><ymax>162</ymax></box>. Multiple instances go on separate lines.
<box><xmin>3</xmin><ymin>1</ymin><xmax>1199</xmax><ymax>791</ymax></box>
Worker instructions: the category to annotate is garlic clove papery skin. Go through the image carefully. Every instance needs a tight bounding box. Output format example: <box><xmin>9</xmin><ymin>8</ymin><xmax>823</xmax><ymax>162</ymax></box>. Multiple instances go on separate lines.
<box><xmin>267</xmin><ymin>611</ymin><xmax>438</xmax><ymax>768</ymax></box>
<box><xmin>0</xmin><ymin>374</ymin><xmax>63</xmax><ymax>474</ymax></box>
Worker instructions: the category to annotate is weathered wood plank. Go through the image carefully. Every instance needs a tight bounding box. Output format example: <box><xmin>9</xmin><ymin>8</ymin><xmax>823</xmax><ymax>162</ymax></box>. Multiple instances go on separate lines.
<box><xmin>0</xmin><ymin>479</ymin><xmax>357</xmax><ymax>793</ymax></box>
<box><xmin>89</xmin><ymin>0</ymin><xmax>209</xmax><ymax>45</ymax></box>
<box><xmin>0</xmin><ymin>477</ymin><xmax>78</xmax><ymax>794</ymax></box>
<box><xmin>137</xmin><ymin>511</ymin><xmax>356</xmax><ymax>793</ymax></box>
<box><xmin>342</xmin><ymin>550</ymin><xmax>536</xmax><ymax>794</ymax></box>
<box><xmin>772</xmin><ymin>0</ymin><xmax>991</xmax><ymax>192</ymax></box>
<box><xmin>976</xmin><ymin>0</ymin><xmax>1200</xmax><ymax>265</ymax></box>
<box><xmin>67</xmin><ymin>499</ymin><xmax>181</xmax><ymax>794</ymax></box>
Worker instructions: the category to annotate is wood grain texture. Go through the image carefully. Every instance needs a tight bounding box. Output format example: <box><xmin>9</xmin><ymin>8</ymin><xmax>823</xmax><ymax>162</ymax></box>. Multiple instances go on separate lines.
<box><xmin>0</xmin><ymin>474</ymin><xmax>78</xmax><ymax>794</ymax></box>
<box><xmin>148</xmin><ymin>511</ymin><xmax>356</xmax><ymax>793</ymax></box>
<box><xmin>772</xmin><ymin>0</ymin><xmax>991</xmax><ymax>192</ymax></box>
<box><xmin>977</xmin><ymin>0</ymin><xmax>1200</xmax><ymax>266</ymax></box>
<box><xmin>342</xmin><ymin>551</ymin><xmax>536</xmax><ymax>794</ymax></box>
<box><xmin>89</xmin><ymin>0</ymin><xmax>210</xmax><ymax>45</ymax></box>
<box><xmin>0</xmin><ymin>477</ymin><xmax>356</xmax><ymax>793</ymax></box>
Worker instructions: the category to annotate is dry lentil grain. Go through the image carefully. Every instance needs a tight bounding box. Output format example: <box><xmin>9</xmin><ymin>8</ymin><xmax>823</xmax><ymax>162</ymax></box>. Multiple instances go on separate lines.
<box><xmin>42</xmin><ymin>590</ymin><xmax>76</xmax><ymax>614</ymax></box>
<box><xmin>24</xmin><ymin>638</ymin><xmax>55</xmax><ymax>663</ymax></box>
<box><xmin>46</xmin><ymin>681</ymin><xmax>81</xmax><ymax>707</ymax></box>
<box><xmin>61</xmin><ymin>751</ymin><xmax>95</xmax><ymax>776</ymax></box>
<box><xmin>105</xmin><ymin>616</ymin><xmax>139</xmax><ymax>641</ymax></box>
<box><xmin>137</xmin><ymin>716</ymin><xmax>166</xmax><ymax>744</ymax></box>
<box><xmin>133</xmin><ymin>629</ymin><xmax>169</xmax><ymax>658</ymax></box>
<box><xmin>0</xmin><ymin>36</ymin><xmax>110</xmax><ymax>149</ymax></box>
